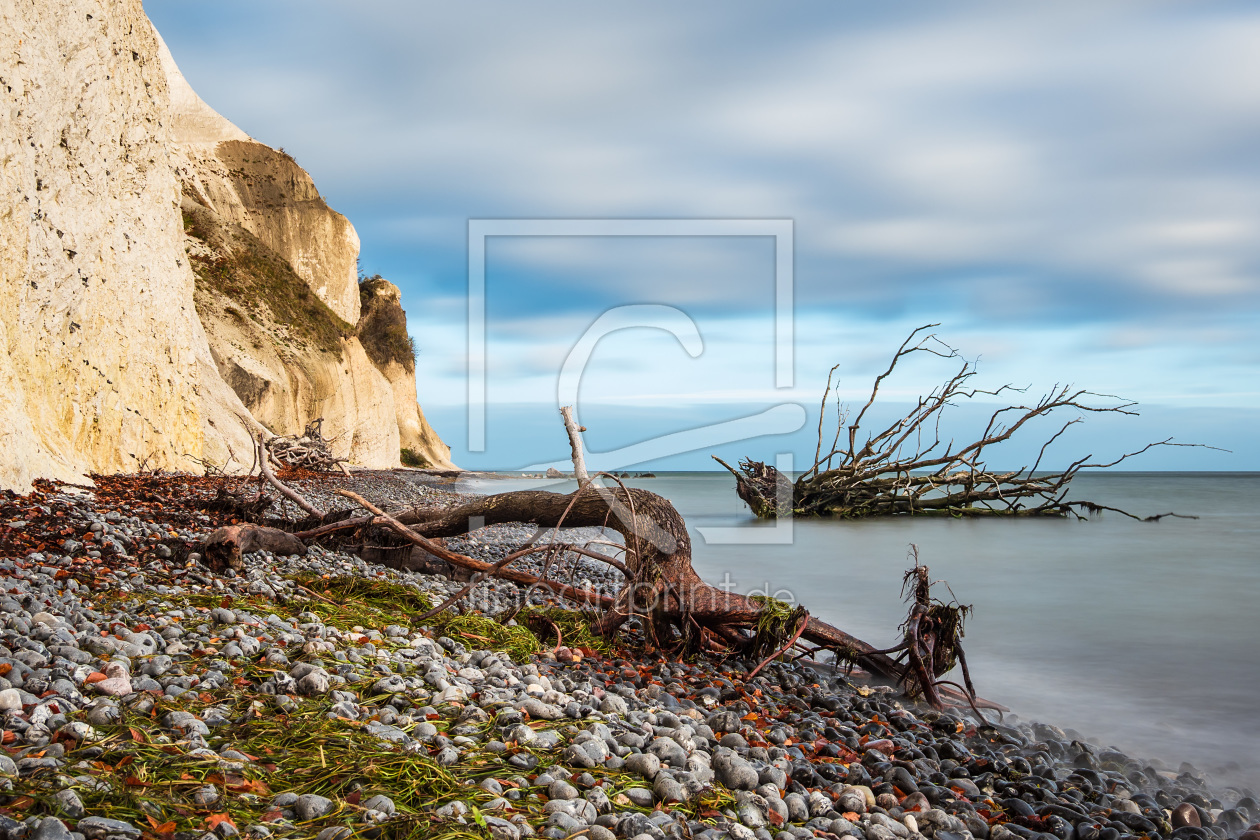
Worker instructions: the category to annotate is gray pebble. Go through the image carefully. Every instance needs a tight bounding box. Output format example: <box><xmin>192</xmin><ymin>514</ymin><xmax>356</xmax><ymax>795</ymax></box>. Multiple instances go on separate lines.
<box><xmin>549</xmin><ymin>779</ymin><xmax>580</xmax><ymax>800</ymax></box>
<box><xmin>714</xmin><ymin>749</ymin><xmax>760</xmax><ymax>791</ymax></box>
<box><xmin>296</xmin><ymin>793</ymin><xmax>335</xmax><ymax>820</ymax></box>
<box><xmin>297</xmin><ymin>671</ymin><xmax>331</xmax><ymax>695</ymax></box>
<box><xmin>53</xmin><ymin>789</ymin><xmax>85</xmax><ymax>819</ymax></box>
<box><xmin>314</xmin><ymin>829</ymin><xmax>353</xmax><ymax>840</ymax></box>
<box><xmin>31</xmin><ymin>818</ymin><xmax>73</xmax><ymax>840</ymax></box>
<box><xmin>653</xmin><ymin>774</ymin><xmax>687</xmax><ymax>803</ymax></box>
<box><xmin>76</xmin><ymin>817</ymin><xmax>141</xmax><ymax>839</ymax></box>
<box><xmin>647</xmin><ymin>735</ymin><xmax>688</xmax><ymax>767</ymax></box>
<box><xmin>362</xmin><ymin>794</ymin><xmax>396</xmax><ymax>815</ymax></box>
<box><xmin>624</xmin><ymin>752</ymin><xmax>661</xmax><ymax>779</ymax></box>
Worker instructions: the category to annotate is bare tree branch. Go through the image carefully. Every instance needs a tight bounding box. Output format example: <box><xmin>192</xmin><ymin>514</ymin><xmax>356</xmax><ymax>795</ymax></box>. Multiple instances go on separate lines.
<box><xmin>725</xmin><ymin>328</ymin><xmax>1222</xmax><ymax>520</ymax></box>
<box><xmin>258</xmin><ymin>434</ymin><xmax>323</xmax><ymax>518</ymax></box>
<box><xmin>561</xmin><ymin>405</ymin><xmax>590</xmax><ymax>486</ymax></box>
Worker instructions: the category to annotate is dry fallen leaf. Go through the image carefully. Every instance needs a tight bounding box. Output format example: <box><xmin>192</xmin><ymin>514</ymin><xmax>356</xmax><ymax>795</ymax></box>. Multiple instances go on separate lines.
<box><xmin>205</xmin><ymin>814</ymin><xmax>236</xmax><ymax>831</ymax></box>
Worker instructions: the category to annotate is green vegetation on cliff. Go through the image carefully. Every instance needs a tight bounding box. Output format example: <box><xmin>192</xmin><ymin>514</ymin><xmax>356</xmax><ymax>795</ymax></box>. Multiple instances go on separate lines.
<box><xmin>184</xmin><ymin>206</ymin><xmax>353</xmax><ymax>355</ymax></box>
<box><xmin>357</xmin><ymin>275</ymin><xmax>418</xmax><ymax>374</ymax></box>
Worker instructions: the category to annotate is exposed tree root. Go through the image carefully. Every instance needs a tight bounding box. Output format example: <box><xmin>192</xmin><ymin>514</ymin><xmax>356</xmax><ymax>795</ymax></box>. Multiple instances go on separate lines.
<box><xmin>375</xmin><ymin>476</ymin><xmax>985</xmax><ymax>713</ymax></box>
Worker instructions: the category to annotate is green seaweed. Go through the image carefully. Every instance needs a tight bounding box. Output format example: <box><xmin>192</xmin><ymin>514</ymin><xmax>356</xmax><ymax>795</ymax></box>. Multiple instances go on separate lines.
<box><xmin>747</xmin><ymin>595</ymin><xmax>807</xmax><ymax>662</ymax></box>
<box><xmin>18</xmin><ymin>575</ymin><xmax>743</xmax><ymax>839</ymax></box>
<box><xmin>289</xmin><ymin>576</ymin><xmax>616</xmax><ymax>661</ymax></box>
<box><xmin>436</xmin><ymin>613</ymin><xmax>541</xmax><ymax>660</ymax></box>
<box><xmin>21</xmin><ymin>693</ymin><xmax>515</xmax><ymax>839</ymax></box>
<box><xmin>516</xmin><ymin>607</ymin><xmax>613</xmax><ymax>655</ymax></box>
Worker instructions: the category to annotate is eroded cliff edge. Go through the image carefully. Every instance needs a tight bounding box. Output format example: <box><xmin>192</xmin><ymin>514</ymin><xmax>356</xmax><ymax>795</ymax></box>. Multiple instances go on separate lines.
<box><xmin>0</xmin><ymin>0</ymin><xmax>454</xmax><ymax>491</ymax></box>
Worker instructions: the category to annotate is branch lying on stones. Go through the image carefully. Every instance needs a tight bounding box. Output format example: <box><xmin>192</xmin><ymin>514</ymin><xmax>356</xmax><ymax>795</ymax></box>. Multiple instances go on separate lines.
<box><xmin>309</xmin><ymin>417</ymin><xmax>1003</xmax><ymax>717</ymax></box>
<box><xmin>258</xmin><ymin>434</ymin><xmax>324</xmax><ymax>518</ymax></box>
<box><xmin>333</xmin><ymin>489</ymin><xmax>615</xmax><ymax>609</ymax></box>
<box><xmin>292</xmin><ymin>514</ymin><xmax>376</xmax><ymax>540</ymax></box>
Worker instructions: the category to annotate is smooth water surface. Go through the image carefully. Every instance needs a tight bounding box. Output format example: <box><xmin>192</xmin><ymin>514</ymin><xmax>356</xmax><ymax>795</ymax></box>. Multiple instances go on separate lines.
<box><xmin>460</xmin><ymin>471</ymin><xmax>1260</xmax><ymax>791</ymax></box>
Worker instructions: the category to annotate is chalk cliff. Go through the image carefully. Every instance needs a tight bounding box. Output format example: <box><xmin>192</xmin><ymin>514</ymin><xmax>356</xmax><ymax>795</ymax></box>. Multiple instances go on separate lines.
<box><xmin>0</xmin><ymin>0</ymin><xmax>453</xmax><ymax>491</ymax></box>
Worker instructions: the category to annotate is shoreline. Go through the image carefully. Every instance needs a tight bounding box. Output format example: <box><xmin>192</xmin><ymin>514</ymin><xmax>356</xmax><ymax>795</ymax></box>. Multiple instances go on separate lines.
<box><xmin>0</xmin><ymin>469</ymin><xmax>1254</xmax><ymax>840</ymax></box>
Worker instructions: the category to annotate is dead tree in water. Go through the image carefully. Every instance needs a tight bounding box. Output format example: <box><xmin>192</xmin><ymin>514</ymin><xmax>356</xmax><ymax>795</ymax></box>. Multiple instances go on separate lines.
<box><xmin>717</xmin><ymin>325</ymin><xmax>1209</xmax><ymax>520</ymax></box>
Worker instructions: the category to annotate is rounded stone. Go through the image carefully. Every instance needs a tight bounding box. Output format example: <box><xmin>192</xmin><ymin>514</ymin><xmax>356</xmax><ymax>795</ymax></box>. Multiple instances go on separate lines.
<box><xmin>1173</xmin><ymin>804</ymin><xmax>1202</xmax><ymax>829</ymax></box>
<box><xmin>647</xmin><ymin>735</ymin><xmax>688</xmax><ymax>767</ymax></box>
<box><xmin>829</xmin><ymin>818</ymin><xmax>859</xmax><ymax>837</ymax></box>
<box><xmin>297</xmin><ymin>672</ymin><xmax>331</xmax><ymax>695</ymax></box>
<box><xmin>624</xmin><ymin>752</ymin><xmax>661</xmax><ymax>780</ymax></box>
<box><xmin>901</xmin><ymin>791</ymin><xmax>930</xmax><ymax>812</ymax></box>
<box><xmin>314</xmin><ymin>829</ymin><xmax>352</xmax><ymax>840</ymax></box>
<box><xmin>296</xmin><ymin>793</ymin><xmax>335</xmax><ymax>820</ymax></box>
<box><xmin>714</xmin><ymin>750</ymin><xmax>760</xmax><ymax>791</ymax></box>
<box><xmin>837</xmin><ymin>788</ymin><xmax>869</xmax><ymax>814</ymax></box>
<box><xmin>549</xmin><ymin>780</ymin><xmax>580</xmax><ymax>801</ymax></box>
<box><xmin>653</xmin><ymin>775</ymin><xmax>686</xmax><ymax>803</ymax></box>
<box><xmin>53</xmin><ymin>789</ymin><xmax>85</xmax><ymax>820</ymax></box>
<box><xmin>76</xmin><ymin>817</ymin><xmax>142</xmax><ymax>839</ymax></box>
<box><xmin>31</xmin><ymin>818</ymin><xmax>73</xmax><ymax>840</ymax></box>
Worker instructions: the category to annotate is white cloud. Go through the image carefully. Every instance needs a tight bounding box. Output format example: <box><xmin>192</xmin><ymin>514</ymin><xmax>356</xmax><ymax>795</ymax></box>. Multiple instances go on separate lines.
<box><xmin>149</xmin><ymin>0</ymin><xmax>1260</xmax><ymax>440</ymax></box>
<box><xmin>1138</xmin><ymin>259</ymin><xmax>1255</xmax><ymax>297</ymax></box>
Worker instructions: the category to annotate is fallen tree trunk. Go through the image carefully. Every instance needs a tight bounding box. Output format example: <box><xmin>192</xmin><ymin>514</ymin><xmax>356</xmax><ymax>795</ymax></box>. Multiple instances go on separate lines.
<box><xmin>378</xmin><ymin>476</ymin><xmax>964</xmax><ymax>708</ymax></box>
<box><xmin>250</xmin><ymin>409</ymin><xmax>994</xmax><ymax>715</ymax></box>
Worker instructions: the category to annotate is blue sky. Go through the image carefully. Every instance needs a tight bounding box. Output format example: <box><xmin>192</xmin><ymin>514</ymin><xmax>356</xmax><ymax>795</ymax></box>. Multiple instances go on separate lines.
<box><xmin>147</xmin><ymin>1</ymin><xmax>1260</xmax><ymax>471</ymax></box>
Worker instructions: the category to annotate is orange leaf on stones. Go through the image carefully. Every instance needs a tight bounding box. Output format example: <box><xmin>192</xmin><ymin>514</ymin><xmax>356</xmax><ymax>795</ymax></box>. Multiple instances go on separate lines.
<box><xmin>206</xmin><ymin>814</ymin><xmax>236</xmax><ymax>832</ymax></box>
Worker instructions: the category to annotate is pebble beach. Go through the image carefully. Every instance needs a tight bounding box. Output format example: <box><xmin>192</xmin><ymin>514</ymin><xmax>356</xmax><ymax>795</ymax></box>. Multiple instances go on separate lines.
<box><xmin>0</xmin><ymin>469</ymin><xmax>1256</xmax><ymax>840</ymax></box>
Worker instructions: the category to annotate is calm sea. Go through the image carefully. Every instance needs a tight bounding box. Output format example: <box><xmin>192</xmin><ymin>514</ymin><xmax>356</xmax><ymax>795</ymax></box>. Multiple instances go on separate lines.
<box><xmin>459</xmin><ymin>471</ymin><xmax>1260</xmax><ymax>793</ymax></box>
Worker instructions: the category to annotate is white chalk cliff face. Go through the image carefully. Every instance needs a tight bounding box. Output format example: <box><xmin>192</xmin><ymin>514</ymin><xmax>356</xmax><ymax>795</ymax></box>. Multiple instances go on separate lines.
<box><xmin>0</xmin><ymin>0</ymin><xmax>453</xmax><ymax>491</ymax></box>
<box><xmin>160</xmin><ymin>30</ymin><xmax>361</xmax><ymax>327</ymax></box>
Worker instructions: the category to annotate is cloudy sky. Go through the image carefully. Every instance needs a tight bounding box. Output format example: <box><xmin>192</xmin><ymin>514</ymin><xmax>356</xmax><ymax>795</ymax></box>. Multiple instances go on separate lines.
<box><xmin>147</xmin><ymin>1</ymin><xmax>1260</xmax><ymax>470</ymax></box>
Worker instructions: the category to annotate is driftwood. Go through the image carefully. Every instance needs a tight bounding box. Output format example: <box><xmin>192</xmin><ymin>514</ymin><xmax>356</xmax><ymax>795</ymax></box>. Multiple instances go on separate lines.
<box><xmin>718</xmin><ymin>325</ymin><xmax>1213</xmax><ymax>520</ymax></box>
<box><xmin>835</xmin><ymin>548</ymin><xmax>999</xmax><ymax>716</ymax></box>
<box><xmin>373</xmin><ymin>469</ymin><xmax>988</xmax><ymax>710</ymax></box>
<box><xmin>711</xmin><ymin>456</ymin><xmax>792</xmax><ymax>519</ymax></box>
<box><xmin>200</xmin><ymin>524</ymin><xmax>307</xmax><ymax>571</ymax></box>
<box><xmin>249</xmin><ymin>407</ymin><xmax>994</xmax><ymax>716</ymax></box>
<box><xmin>258</xmin><ymin>435</ymin><xmax>322</xmax><ymax>517</ymax></box>
<box><xmin>266</xmin><ymin>419</ymin><xmax>350</xmax><ymax>475</ymax></box>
